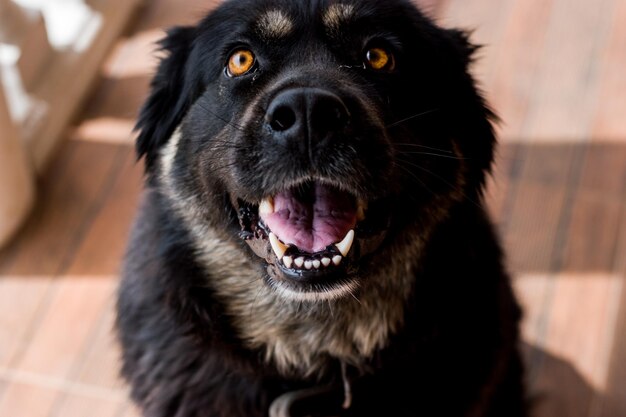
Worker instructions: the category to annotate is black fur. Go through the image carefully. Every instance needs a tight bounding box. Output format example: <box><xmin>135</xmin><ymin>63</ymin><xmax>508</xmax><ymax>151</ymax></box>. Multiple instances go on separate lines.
<box><xmin>116</xmin><ymin>0</ymin><xmax>528</xmax><ymax>416</ymax></box>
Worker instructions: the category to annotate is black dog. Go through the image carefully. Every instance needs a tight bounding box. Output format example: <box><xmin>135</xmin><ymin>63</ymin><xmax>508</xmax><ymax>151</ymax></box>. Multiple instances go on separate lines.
<box><xmin>116</xmin><ymin>0</ymin><xmax>528</xmax><ymax>416</ymax></box>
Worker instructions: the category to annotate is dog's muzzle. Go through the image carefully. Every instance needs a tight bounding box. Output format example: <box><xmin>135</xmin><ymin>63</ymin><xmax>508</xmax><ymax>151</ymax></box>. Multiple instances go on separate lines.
<box><xmin>234</xmin><ymin>84</ymin><xmax>390</xmax><ymax>297</ymax></box>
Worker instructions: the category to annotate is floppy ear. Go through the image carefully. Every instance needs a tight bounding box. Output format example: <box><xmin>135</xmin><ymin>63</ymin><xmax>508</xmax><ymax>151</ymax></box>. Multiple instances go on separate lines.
<box><xmin>135</xmin><ymin>26</ymin><xmax>201</xmax><ymax>169</ymax></box>
<box><xmin>440</xmin><ymin>28</ymin><xmax>498</xmax><ymax>191</ymax></box>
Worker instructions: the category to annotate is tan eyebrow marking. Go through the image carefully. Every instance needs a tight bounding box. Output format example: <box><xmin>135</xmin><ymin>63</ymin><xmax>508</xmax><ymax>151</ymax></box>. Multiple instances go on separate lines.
<box><xmin>323</xmin><ymin>3</ymin><xmax>356</xmax><ymax>31</ymax></box>
<box><xmin>256</xmin><ymin>9</ymin><xmax>294</xmax><ymax>39</ymax></box>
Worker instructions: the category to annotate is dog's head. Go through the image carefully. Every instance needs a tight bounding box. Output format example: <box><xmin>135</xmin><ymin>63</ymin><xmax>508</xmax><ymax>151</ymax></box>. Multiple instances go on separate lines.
<box><xmin>137</xmin><ymin>0</ymin><xmax>495</xmax><ymax>303</ymax></box>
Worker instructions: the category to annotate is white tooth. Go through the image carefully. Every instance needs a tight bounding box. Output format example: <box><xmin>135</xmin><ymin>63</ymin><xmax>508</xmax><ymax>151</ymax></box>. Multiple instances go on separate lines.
<box><xmin>259</xmin><ymin>197</ymin><xmax>275</xmax><ymax>215</ymax></box>
<box><xmin>283</xmin><ymin>256</ymin><xmax>293</xmax><ymax>268</ymax></box>
<box><xmin>335</xmin><ymin>230</ymin><xmax>355</xmax><ymax>257</ymax></box>
<box><xmin>321</xmin><ymin>257</ymin><xmax>331</xmax><ymax>267</ymax></box>
<box><xmin>294</xmin><ymin>257</ymin><xmax>305</xmax><ymax>268</ymax></box>
<box><xmin>269</xmin><ymin>233</ymin><xmax>288</xmax><ymax>259</ymax></box>
<box><xmin>357</xmin><ymin>201</ymin><xmax>366</xmax><ymax>221</ymax></box>
<box><xmin>304</xmin><ymin>260</ymin><xmax>313</xmax><ymax>270</ymax></box>
<box><xmin>312</xmin><ymin>260</ymin><xmax>321</xmax><ymax>269</ymax></box>
<box><xmin>332</xmin><ymin>255</ymin><xmax>343</xmax><ymax>266</ymax></box>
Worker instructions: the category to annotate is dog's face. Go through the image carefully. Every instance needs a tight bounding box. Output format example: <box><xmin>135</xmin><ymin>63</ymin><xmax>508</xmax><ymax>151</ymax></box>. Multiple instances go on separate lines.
<box><xmin>137</xmin><ymin>0</ymin><xmax>495</xmax><ymax>303</ymax></box>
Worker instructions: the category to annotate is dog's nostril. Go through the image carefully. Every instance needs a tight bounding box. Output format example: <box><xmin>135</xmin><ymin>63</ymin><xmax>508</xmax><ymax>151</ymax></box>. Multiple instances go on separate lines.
<box><xmin>265</xmin><ymin>87</ymin><xmax>349</xmax><ymax>142</ymax></box>
<box><xmin>269</xmin><ymin>105</ymin><xmax>297</xmax><ymax>132</ymax></box>
<box><xmin>312</xmin><ymin>98</ymin><xmax>349</xmax><ymax>133</ymax></box>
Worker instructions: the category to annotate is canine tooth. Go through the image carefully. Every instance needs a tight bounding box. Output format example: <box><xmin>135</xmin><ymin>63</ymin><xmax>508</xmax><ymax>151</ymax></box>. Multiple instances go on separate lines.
<box><xmin>283</xmin><ymin>256</ymin><xmax>293</xmax><ymax>268</ymax></box>
<box><xmin>304</xmin><ymin>260</ymin><xmax>313</xmax><ymax>270</ymax></box>
<box><xmin>332</xmin><ymin>255</ymin><xmax>343</xmax><ymax>266</ymax></box>
<box><xmin>294</xmin><ymin>257</ymin><xmax>305</xmax><ymax>268</ymax></box>
<box><xmin>321</xmin><ymin>257</ymin><xmax>331</xmax><ymax>267</ymax></box>
<box><xmin>259</xmin><ymin>197</ymin><xmax>275</xmax><ymax>215</ymax></box>
<box><xmin>269</xmin><ymin>233</ymin><xmax>288</xmax><ymax>259</ymax></box>
<box><xmin>335</xmin><ymin>230</ymin><xmax>355</xmax><ymax>257</ymax></box>
<box><xmin>312</xmin><ymin>260</ymin><xmax>321</xmax><ymax>269</ymax></box>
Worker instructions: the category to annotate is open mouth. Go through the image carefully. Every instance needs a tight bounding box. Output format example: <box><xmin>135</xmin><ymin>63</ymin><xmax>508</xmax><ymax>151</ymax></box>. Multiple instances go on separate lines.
<box><xmin>236</xmin><ymin>180</ymin><xmax>387</xmax><ymax>286</ymax></box>
<box><xmin>260</xmin><ymin>181</ymin><xmax>363</xmax><ymax>269</ymax></box>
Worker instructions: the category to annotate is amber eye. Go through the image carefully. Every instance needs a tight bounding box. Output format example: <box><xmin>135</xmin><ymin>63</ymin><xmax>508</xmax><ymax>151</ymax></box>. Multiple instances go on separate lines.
<box><xmin>227</xmin><ymin>49</ymin><xmax>256</xmax><ymax>77</ymax></box>
<box><xmin>364</xmin><ymin>47</ymin><xmax>394</xmax><ymax>71</ymax></box>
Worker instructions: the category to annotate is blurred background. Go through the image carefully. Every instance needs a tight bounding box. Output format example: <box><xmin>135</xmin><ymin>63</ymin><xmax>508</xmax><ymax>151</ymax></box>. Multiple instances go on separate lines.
<box><xmin>0</xmin><ymin>0</ymin><xmax>624</xmax><ymax>416</ymax></box>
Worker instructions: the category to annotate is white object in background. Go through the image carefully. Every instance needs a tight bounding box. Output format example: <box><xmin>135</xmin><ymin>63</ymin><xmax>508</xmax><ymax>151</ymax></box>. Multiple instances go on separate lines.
<box><xmin>0</xmin><ymin>83</ymin><xmax>35</xmax><ymax>248</ymax></box>
<box><xmin>13</xmin><ymin>0</ymin><xmax>102</xmax><ymax>52</ymax></box>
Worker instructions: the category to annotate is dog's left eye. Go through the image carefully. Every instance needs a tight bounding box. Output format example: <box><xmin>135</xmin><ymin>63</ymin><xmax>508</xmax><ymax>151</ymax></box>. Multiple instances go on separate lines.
<box><xmin>364</xmin><ymin>47</ymin><xmax>395</xmax><ymax>71</ymax></box>
<box><xmin>227</xmin><ymin>49</ymin><xmax>256</xmax><ymax>77</ymax></box>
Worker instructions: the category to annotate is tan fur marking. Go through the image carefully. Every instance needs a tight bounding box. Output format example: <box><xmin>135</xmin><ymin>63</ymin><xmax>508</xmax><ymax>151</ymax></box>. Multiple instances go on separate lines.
<box><xmin>323</xmin><ymin>4</ymin><xmax>355</xmax><ymax>31</ymax></box>
<box><xmin>160</xmin><ymin>127</ymin><xmax>182</xmax><ymax>182</ymax></box>
<box><xmin>257</xmin><ymin>10</ymin><xmax>294</xmax><ymax>39</ymax></box>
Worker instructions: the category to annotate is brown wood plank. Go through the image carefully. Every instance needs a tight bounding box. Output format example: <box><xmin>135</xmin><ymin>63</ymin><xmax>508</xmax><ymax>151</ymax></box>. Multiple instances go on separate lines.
<box><xmin>73</xmin><ymin>300</ymin><xmax>125</xmax><ymax>390</ymax></box>
<box><xmin>518</xmin><ymin>270</ymin><xmax>622</xmax><ymax>417</ymax></box>
<box><xmin>0</xmin><ymin>145</ymin><xmax>139</xmax><ymax>417</ymax></box>
<box><xmin>513</xmin><ymin>274</ymin><xmax>553</xmax><ymax>351</ymax></box>
<box><xmin>591</xmin><ymin>0</ymin><xmax>626</xmax><ymax>140</ymax></box>
<box><xmin>561</xmin><ymin>145</ymin><xmax>626</xmax><ymax>271</ymax></box>
<box><xmin>521</xmin><ymin>0</ymin><xmax>617</xmax><ymax>140</ymax></box>
<box><xmin>58</xmin><ymin>150</ymin><xmax>142</xmax><ymax>277</ymax></box>
<box><xmin>526</xmin><ymin>141</ymin><xmax>626</xmax><ymax>417</ymax></box>
<box><xmin>600</xmin><ymin>269</ymin><xmax>626</xmax><ymax>417</ymax></box>
<box><xmin>0</xmin><ymin>141</ymin><xmax>126</xmax><ymax>370</ymax></box>
<box><xmin>102</xmin><ymin>29</ymin><xmax>163</xmax><ymax>80</ymax></box>
<box><xmin>51</xmin><ymin>394</ymin><xmax>126</xmax><ymax>417</ymax></box>
<box><xmin>502</xmin><ymin>143</ymin><xmax>579</xmax><ymax>273</ymax></box>
<box><xmin>59</xmin><ymin>150</ymin><xmax>143</xmax><ymax>390</ymax></box>
<box><xmin>0</xmin><ymin>141</ymin><xmax>125</xmax><ymax>277</ymax></box>
<box><xmin>598</xmin><ymin>155</ymin><xmax>626</xmax><ymax>417</ymax></box>
<box><xmin>543</xmin><ymin>274</ymin><xmax>622</xmax><ymax>390</ymax></box>
<box><xmin>485</xmin><ymin>0</ymin><xmax>555</xmax><ymax>141</ymax></box>
<box><xmin>131</xmin><ymin>0</ymin><xmax>221</xmax><ymax>32</ymax></box>
<box><xmin>13</xmin><ymin>277</ymin><xmax>117</xmax><ymax>377</ymax></box>
<box><xmin>10</xmin><ymin>147</ymin><xmax>140</xmax><ymax>395</ymax></box>
<box><xmin>0</xmin><ymin>382</ymin><xmax>59</xmax><ymax>417</ymax></box>
<box><xmin>484</xmin><ymin>143</ymin><xmax>520</xmax><ymax>225</ymax></box>
<box><xmin>81</xmin><ymin>74</ymin><xmax>151</xmax><ymax>122</ymax></box>
<box><xmin>0</xmin><ymin>277</ymin><xmax>54</xmax><ymax>369</ymax></box>
<box><xmin>0</xmin><ymin>139</ymin><xmax>79</xmax><ymax>274</ymax></box>
<box><xmin>502</xmin><ymin>142</ymin><xmax>586</xmax><ymax>414</ymax></box>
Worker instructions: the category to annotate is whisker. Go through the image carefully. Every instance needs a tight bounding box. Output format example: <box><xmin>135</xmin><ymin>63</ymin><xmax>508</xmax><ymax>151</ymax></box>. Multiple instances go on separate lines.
<box><xmin>348</xmin><ymin>289</ymin><xmax>361</xmax><ymax>305</ymax></box>
<box><xmin>396</xmin><ymin>157</ymin><xmax>482</xmax><ymax>209</ymax></box>
<box><xmin>195</xmin><ymin>101</ymin><xmax>246</xmax><ymax>131</ymax></box>
<box><xmin>326</xmin><ymin>298</ymin><xmax>335</xmax><ymax>317</ymax></box>
<box><xmin>393</xmin><ymin>162</ymin><xmax>440</xmax><ymax>204</ymax></box>
<box><xmin>396</xmin><ymin>151</ymin><xmax>468</xmax><ymax>160</ymax></box>
<box><xmin>394</xmin><ymin>143</ymin><xmax>453</xmax><ymax>154</ymax></box>
<box><xmin>386</xmin><ymin>108</ymin><xmax>439</xmax><ymax>128</ymax></box>
<box><xmin>200</xmin><ymin>160</ymin><xmax>244</xmax><ymax>175</ymax></box>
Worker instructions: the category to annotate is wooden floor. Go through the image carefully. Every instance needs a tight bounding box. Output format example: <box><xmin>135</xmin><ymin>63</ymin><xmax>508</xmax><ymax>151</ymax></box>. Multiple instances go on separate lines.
<box><xmin>0</xmin><ymin>0</ymin><xmax>624</xmax><ymax>416</ymax></box>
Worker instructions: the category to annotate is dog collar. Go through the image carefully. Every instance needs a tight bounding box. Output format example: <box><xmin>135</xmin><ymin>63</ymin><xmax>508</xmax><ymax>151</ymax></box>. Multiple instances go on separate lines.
<box><xmin>269</xmin><ymin>362</ymin><xmax>353</xmax><ymax>417</ymax></box>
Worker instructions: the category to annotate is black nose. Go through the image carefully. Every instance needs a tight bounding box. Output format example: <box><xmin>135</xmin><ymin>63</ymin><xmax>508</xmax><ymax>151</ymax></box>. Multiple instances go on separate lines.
<box><xmin>265</xmin><ymin>87</ymin><xmax>350</xmax><ymax>150</ymax></box>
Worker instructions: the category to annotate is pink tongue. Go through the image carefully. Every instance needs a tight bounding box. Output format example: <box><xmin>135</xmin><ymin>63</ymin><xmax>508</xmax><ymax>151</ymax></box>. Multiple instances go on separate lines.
<box><xmin>260</xmin><ymin>183</ymin><xmax>357</xmax><ymax>253</ymax></box>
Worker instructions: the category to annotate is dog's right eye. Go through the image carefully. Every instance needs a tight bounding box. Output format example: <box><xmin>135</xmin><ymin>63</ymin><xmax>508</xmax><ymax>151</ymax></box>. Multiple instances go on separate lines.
<box><xmin>227</xmin><ymin>49</ymin><xmax>256</xmax><ymax>77</ymax></box>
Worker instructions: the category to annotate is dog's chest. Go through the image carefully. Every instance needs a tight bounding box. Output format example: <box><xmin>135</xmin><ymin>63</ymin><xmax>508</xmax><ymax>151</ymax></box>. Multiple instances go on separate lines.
<box><xmin>195</xmin><ymin>232</ymin><xmax>413</xmax><ymax>377</ymax></box>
